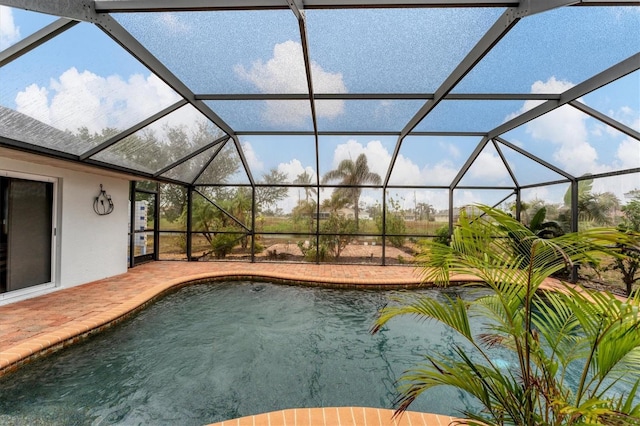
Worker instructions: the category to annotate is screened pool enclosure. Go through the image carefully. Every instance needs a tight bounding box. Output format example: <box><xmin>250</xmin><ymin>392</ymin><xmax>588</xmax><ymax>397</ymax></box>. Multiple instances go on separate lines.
<box><xmin>1</xmin><ymin>0</ymin><xmax>639</xmax><ymax>266</ymax></box>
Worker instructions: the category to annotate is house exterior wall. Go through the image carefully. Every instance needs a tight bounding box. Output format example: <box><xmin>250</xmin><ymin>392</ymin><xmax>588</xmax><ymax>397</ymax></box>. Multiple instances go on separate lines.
<box><xmin>0</xmin><ymin>155</ymin><xmax>129</xmax><ymax>304</ymax></box>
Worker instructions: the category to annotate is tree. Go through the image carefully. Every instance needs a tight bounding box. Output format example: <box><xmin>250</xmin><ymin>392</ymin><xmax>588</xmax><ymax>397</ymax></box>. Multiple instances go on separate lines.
<box><xmin>321</xmin><ymin>191</ymin><xmax>350</xmax><ymax>214</ymax></box>
<box><xmin>576</xmin><ymin>192</ymin><xmax>620</xmax><ymax>225</ymax></box>
<box><xmin>562</xmin><ymin>176</ymin><xmax>620</xmax><ymax>226</ymax></box>
<box><xmin>528</xmin><ymin>206</ymin><xmax>565</xmax><ymax>239</ymax></box>
<box><xmin>415</xmin><ymin>202</ymin><xmax>435</xmax><ymax>222</ymax></box>
<box><xmin>256</xmin><ymin>168</ymin><xmax>288</xmax><ymax>214</ymax></box>
<box><xmin>292</xmin><ymin>199</ymin><xmax>316</xmax><ymax>233</ymax></box>
<box><xmin>227</xmin><ymin>187</ymin><xmax>252</xmax><ymax>249</ymax></box>
<box><xmin>196</xmin><ymin>140</ymin><xmax>242</xmax><ymax>186</ymax></box>
<box><xmin>92</xmin><ymin>120</ymin><xmax>240</xmax><ymax>224</ymax></box>
<box><xmin>293</xmin><ymin>171</ymin><xmax>317</xmax><ymax>231</ymax></box>
<box><xmin>604</xmin><ymin>199</ymin><xmax>640</xmax><ymax>295</ymax></box>
<box><xmin>322</xmin><ymin>154</ymin><xmax>381</xmax><ymax>230</ymax></box>
<box><xmin>294</xmin><ymin>171</ymin><xmax>317</xmax><ymax>203</ymax></box>
<box><xmin>376</xmin><ymin>197</ymin><xmax>406</xmax><ymax>248</ymax></box>
<box><xmin>319</xmin><ymin>213</ymin><xmax>356</xmax><ymax>260</ymax></box>
<box><xmin>622</xmin><ymin>199</ymin><xmax>640</xmax><ymax>232</ymax></box>
<box><xmin>372</xmin><ymin>205</ymin><xmax>640</xmax><ymax>425</ymax></box>
<box><xmin>165</xmin><ymin>131</ymin><xmax>240</xmax><ymax>218</ymax></box>
<box><xmin>563</xmin><ymin>175</ymin><xmax>594</xmax><ymax>207</ymax></box>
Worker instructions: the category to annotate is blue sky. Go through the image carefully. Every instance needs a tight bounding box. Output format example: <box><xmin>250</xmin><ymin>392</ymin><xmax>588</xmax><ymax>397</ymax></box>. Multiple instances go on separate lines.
<box><xmin>0</xmin><ymin>5</ymin><xmax>638</xmax><ymax>212</ymax></box>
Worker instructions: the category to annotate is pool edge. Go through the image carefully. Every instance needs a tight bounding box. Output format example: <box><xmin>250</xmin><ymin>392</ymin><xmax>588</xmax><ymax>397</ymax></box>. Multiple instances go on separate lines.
<box><xmin>0</xmin><ymin>269</ymin><xmax>449</xmax><ymax>376</ymax></box>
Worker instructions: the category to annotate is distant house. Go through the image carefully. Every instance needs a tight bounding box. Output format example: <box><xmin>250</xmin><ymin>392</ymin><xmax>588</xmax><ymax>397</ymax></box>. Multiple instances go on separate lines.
<box><xmin>316</xmin><ymin>208</ymin><xmax>370</xmax><ymax>220</ymax></box>
<box><xmin>434</xmin><ymin>206</ymin><xmax>484</xmax><ymax>222</ymax></box>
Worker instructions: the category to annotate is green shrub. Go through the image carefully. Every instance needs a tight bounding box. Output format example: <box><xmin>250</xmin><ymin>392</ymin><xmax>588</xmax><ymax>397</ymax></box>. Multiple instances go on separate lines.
<box><xmin>433</xmin><ymin>225</ymin><xmax>450</xmax><ymax>245</ymax></box>
<box><xmin>210</xmin><ymin>232</ymin><xmax>240</xmax><ymax>259</ymax></box>
<box><xmin>297</xmin><ymin>240</ymin><xmax>329</xmax><ymax>262</ymax></box>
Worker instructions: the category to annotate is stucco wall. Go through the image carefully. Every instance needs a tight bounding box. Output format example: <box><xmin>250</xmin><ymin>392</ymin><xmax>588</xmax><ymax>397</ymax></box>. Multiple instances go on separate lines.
<box><xmin>0</xmin><ymin>154</ymin><xmax>130</xmax><ymax>302</ymax></box>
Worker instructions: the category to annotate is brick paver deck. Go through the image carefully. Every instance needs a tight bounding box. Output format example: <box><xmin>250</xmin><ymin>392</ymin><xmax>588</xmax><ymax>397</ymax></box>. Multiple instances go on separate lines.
<box><xmin>208</xmin><ymin>407</ymin><xmax>461</xmax><ymax>426</ymax></box>
<box><xmin>0</xmin><ymin>261</ymin><xmax>481</xmax><ymax>425</ymax></box>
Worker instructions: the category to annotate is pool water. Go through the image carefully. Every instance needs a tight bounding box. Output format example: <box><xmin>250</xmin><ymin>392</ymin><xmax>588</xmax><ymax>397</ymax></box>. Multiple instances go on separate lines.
<box><xmin>0</xmin><ymin>282</ymin><xmax>494</xmax><ymax>425</ymax></box>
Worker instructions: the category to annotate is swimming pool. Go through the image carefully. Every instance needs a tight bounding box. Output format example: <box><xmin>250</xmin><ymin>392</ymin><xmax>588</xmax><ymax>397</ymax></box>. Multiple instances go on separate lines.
<box><xmin>0</xmin><ymin>281</ymin><xmax>495</xmax><ymax>425</ymax></box>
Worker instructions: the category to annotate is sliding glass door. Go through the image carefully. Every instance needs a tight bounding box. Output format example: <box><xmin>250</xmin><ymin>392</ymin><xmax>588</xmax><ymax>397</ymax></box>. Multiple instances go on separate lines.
<box><xmin>0</xmin><ymin>177</ymin><xmax>54</xmax><ymax>293</ymax></box>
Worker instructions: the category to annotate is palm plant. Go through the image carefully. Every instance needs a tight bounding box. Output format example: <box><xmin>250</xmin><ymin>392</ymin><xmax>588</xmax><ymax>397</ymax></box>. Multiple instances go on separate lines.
<box><xmin>294</xmin><ymin>171</ymin><xmax>317</xmax><ymax>203</ymax></box>
<box><xmin>528</xmin><ymin>206</ymin><xmax>565</xmax><ymax>239</ymax></box>
<box><xmin>322</xmin><ymin>153</ymin><xmax>381</xmax><ymax>230</ymax></box>
<box><xmin>372</xmin><ymin>205</ymin><xmax>640</xmax><ymax>425</ymax></box>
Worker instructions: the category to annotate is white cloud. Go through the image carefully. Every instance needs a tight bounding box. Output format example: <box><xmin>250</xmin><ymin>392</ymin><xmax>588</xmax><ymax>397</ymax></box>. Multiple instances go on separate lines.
<box><xmin>617</xmin><ymin>137</ymin><xmax>640</xmax><ymax>169</ymax></box>
<box><xmin>522</xmin><ymin>186</ymin><xmax>551</xmax><ymax>203</ymax></box>
<box><xmin>0</xmin><ymin>6</ymin><xmax>20</xmax><ymax>50</ymax></box>
<box><xmin>507</xmin><ymin>77</ymin><xmax>639</xmax><ymax>203</ymax></box>
<box><xmin>609</xmin><ymin>105</ymin><xmax>640</xmax><ymax>132</ymax></box>
<box><xmin>262</xmin><ymin>100</ymin><xmax>311</xmax><ymax>127</ymax></box>
<box><xmin>15</xmin><ymin>84</ymin><xmax>49</xmax><ymax>123</ymax></box>
<box><xmin>277</xmin><ymin>158</ymin><xmax>316</xmax><ymax>183</ymax></box>
<box><xmin>14</xmin><ymin>67</ymin><xmax>182</xmax><ymax>134</ymax></box>
<box><xmin>241</xmin><ymin>141</ymin><xmax>264</xmax><ymax>173</ymax></box>
<box><xmin>504</xmin><ymin>76</ymin><xmax>573</xmax><ymax>121</ymax></box>
<box><xmin>530</xmin><ymin>76</ymin><xmax>574</xmax><ymax>95</ymax></box>
<box><xmin>426</xmin><ymin>162</ymin><xmax>459</xmax><ymax>185</ymax></box>
<box><xmin>591</xmin><ymin>174</ymin><xmax>640</xmax><ymax>205</ymax></box>
<box><xmin>508</xmin><ymin>77</ymin><xmax>605</xmax><ymax>176</ymax></box>
<box><xmin>235</xmin><ymin>40</ymin><xmax>347</xmax><ymax>127</ymax></box>
<box><xmin>455</xmin><ymin>190</ymin><xmax>483</xmax><ymax>207</ymax></box>
<box><xmin>157</xmin><ymin>13</ymin><xmax>189</xmax><ymax>33</ymax></box>
<box><xmin>331</xmin><ymin>139</ymin><xmax>388</xmax><ymax>179</ymax></box>
<box><xmin>329</xmin><ymin>138</ymin><xmax>458</xmax><ymax>187</ymax></box>
<box><xmin>390</xmin><ymin>154</ymin><xmax>423</xmax><ymax>184</ymax></box>
<box><xmin>393</xmin><ymin>154</ymin><xmax>458</xmax><ymax>186</ymax></box>
<box><xmin>469</xmin><ymin>151</ymin><xmax>510</xmax><ymax>181</ymax></box>
<box><xmin>441</xmin><ymin>141</ymin><xmax>460</xmax><ymax>158</ymax></box>
<box><xmin>273</xmin><ymin>159</ymin><xmax>317</xmax><ymax>212</ymax></box>
<box><xmin>590</xmin><ymin>123</ymin><xmax>604</xmax><ymax>137</ymax></box>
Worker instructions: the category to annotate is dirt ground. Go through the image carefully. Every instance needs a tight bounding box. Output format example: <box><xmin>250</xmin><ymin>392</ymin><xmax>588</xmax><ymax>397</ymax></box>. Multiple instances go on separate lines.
<box><xmin>255</xmin><ymin>242</ymin><xmax>415</xmax><ymax>264</ymax></box>
<box><xmin>163</xmin><ymin>242</ymin><xmax>635</xmax><ymax>295</ymax></box>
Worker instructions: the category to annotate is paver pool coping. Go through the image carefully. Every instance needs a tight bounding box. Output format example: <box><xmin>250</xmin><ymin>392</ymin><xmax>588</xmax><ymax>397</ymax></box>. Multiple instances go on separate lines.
<box><xmin>207</xmin><ymin>407</ymin><xmax>462</xmax><ymax>426</ymax></box>
<box><xmin>0</xmin><ymin>261</ymin><xmax>462</xmax><ymax>376</ymax></box>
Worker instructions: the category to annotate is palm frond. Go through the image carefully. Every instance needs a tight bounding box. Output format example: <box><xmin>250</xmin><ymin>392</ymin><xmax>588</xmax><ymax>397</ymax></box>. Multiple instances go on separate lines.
<box><xmin>531</xmin><ymin>291</ymin><xmax>585</xmax><ymax>370</ymax></box>
<box><xmin>372</xmin><ymin>294</ymin><xmax>473</xmax><ymax>341</ymax></box>
<box><xmin>378</xmin><ymin>204</ymin><xmax>640</xmax><ymax>425</ymax></box>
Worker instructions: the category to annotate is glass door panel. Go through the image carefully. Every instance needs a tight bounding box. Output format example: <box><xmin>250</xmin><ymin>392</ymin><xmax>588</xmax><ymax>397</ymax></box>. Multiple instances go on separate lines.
<box><xmin>1</xmin><ymin>177</ymin><xmax>53</xmax><ymax>292</ymax></box>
